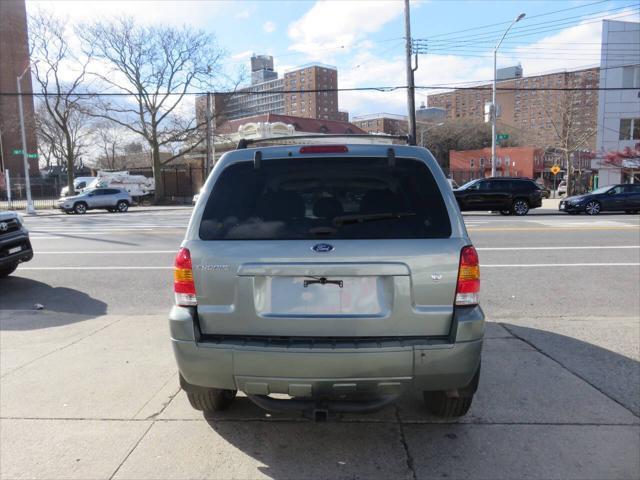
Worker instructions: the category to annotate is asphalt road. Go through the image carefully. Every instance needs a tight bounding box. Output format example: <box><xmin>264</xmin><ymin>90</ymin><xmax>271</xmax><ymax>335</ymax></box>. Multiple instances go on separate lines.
<box><xmin>1</xmin><ymin>206</ymin><xmax>639</xmax><ymax>479</ymax></box>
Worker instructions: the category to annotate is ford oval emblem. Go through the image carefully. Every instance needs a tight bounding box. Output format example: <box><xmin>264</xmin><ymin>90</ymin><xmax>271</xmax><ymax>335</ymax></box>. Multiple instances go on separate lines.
<box><xmin>312</xmin><ymin>243</ymin><xmax>334</xmax><ymax>253</ymax></box>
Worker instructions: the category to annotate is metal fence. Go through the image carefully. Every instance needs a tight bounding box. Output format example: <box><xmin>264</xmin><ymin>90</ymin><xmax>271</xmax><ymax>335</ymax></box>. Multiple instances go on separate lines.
<box><xmin>0</xmin><ymin>164</ymin><xmax>208</xmax><ymax>210</ymax></box>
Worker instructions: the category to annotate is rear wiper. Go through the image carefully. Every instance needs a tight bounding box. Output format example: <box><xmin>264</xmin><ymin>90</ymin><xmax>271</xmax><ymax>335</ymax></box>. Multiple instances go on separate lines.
<box><xmin>332</xmin><ymin>212</ymin><xmax>415</xmax><ymax>227</ymax></box>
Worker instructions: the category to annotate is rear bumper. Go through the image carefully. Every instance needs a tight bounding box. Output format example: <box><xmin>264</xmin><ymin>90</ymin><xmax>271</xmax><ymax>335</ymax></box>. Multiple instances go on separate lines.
<box><xmin>170</xmin><ymin>305</ymin><xmax>484</xmax><ymax>395</ymax></box>
<box><xmin>0</xmin><ymin>232</ymin><xmax>33</xmax><ymax>267</ymax></box>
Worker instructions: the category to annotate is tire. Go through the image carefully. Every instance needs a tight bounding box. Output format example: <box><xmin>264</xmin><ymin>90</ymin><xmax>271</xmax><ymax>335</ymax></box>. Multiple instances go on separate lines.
<box><xmin>73</xmin><ymin>202</ymin><xmax>87</xmax><ymax>214</ymax></box>
<box><xmin>585</xmin><ymin>201</ymin><xmax>601</xmax><ymax>215</ymax></box>
<box><xmin>0</xmin><ymin>262</ymin><xmax>19</xmax><ymax>278</ymax></box>
<box><xmin>512</xmin><ymin>199</ymin><xmax>529</xmax><ymax>216</ymax></box>
<box><xmin>499</xmin><ymin>210</ymin><xmax>511</xmax><ymax>216</ymax></box>
<box><xmin>187</xmin><ymin>389</ymin><xmax>237</xmax><ymax>413</ymax></box>
<box><xmin>423</xmin><ymin>364</ymin><xmax>480</xmax><ymax>419</ymax></box>
<box><xmin>116</xmin><ymin>200</ymin><xmax>129</xmax><ymax>213</ymax></box>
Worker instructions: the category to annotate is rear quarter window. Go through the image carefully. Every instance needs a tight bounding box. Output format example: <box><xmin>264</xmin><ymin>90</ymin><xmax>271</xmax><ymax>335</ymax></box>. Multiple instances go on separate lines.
<box><xmin>199</xmin><ymin>156</ymin><xmax>452</xmax><ymax>240</ymax></box>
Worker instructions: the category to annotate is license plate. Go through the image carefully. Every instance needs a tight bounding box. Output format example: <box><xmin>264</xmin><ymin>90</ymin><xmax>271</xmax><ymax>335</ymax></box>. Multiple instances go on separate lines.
<box><xmin>8</xmin><ymin>246</ymin><xmax>22</xmax><ymax>254</ymax></box>
<box><xmin>259</xmin><ymin>276</ymin><xmax>384</xmax><ymax>315</ymax></box>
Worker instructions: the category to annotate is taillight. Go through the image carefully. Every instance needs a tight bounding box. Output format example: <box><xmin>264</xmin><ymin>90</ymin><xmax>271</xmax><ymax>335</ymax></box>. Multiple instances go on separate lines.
<box><xmin>299</xmin><ymin>145</ymin><xmax>349</xmax><ymax>154</ymax></box>
<box><xmin>174</xmin><ymin>247</ymin><xmax>197</xmax><ymax>306</ymax></box>
<box><xmin>455</xmin><ymin>245</ymin><xmax>480</xmax><ymax>306</ymax></box>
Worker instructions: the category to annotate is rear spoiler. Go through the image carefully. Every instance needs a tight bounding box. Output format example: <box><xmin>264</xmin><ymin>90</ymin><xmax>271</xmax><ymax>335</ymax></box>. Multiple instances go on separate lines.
<box><xmin>236</xmin><ymin>134</ymin><xmax>412</xmax><ymax>150</ymax></box>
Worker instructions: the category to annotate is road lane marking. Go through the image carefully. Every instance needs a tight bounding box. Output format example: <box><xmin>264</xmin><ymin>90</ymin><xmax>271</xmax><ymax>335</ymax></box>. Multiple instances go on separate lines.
<box><xmin>468</xmin><ymin>226</ymin><xmax>639</xmax><ymax>232</ymax></box>
<box><xmin>477</xmin><ymin>246</ymin><xmax>640</xmax><ymax>251</ymax></box>
<box><xmin>18</xmin><ymin>263</ymin><xmax>640</xmax><ymax>270</ymax></box>
<box><xmin>34</xmin><ymin>250</ymin><xmax>176</xmax><ymax>254</ymax></box>
<box><xmin>482</xmin><ymin>263</ymin><xmax>640</xmax><ymax>268</ymax></box>
<box><xmin>31</xmin><ymin>246</ymin><xmax>640</xmax><ymax>254</ymax></box>
<box><xmin>18</xmin><ymin>266</ymin><xmax>174</xmax><ymax>270</ymax></box>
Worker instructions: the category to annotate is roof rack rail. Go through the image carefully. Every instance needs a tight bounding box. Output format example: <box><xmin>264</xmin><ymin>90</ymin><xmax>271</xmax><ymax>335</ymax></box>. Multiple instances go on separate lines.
<box><xmin>235</xmin><ymin>134</ymin><xmax>411</xmax><ymax>149</ymax></box>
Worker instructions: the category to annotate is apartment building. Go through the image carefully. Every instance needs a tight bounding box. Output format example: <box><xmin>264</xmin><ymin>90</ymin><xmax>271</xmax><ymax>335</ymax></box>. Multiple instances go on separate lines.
<box><xmin>0</xmin><ymin>0</ymin><xmax>38</xmax><ymax>176</ymax></box>
<box><xmin>593</xmin><ymin>20</ymin><xmax>640</xmax><ymax>186</ymax></box>
<box><xmin>196</xmin><ymin>57</ymin><xmax>348</xmax><ymax>125</ymax></box>
<box><xmin>351</xmin><ymin>113</ymin><xmax>408</xmax><ymax>135</ymax></box>
<box><xmin>427</xmin><ymin>66</ymin><xmax>600</xmax><ymax>151</ymax></box>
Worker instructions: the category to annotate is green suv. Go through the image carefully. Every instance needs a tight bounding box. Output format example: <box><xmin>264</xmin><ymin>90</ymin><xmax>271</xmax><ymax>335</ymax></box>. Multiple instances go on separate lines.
<box><xmin>169</xmin><ymin>142</ymin><xmax>484</xmax><ymax>419</ymax></box>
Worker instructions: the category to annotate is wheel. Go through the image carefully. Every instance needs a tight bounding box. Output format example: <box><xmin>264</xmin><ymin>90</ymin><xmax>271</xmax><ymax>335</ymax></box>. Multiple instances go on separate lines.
<box><xmin>116</xmin><ymin>200</ymin><xmax>129</xmax><ymax>213</ymax></box>
<box><xmin>73</xmin><ymin>202</ymin><xmax>87</xmax><ymax>214</ymax></box>
<box><xmin>499</xmin><ymin>210</ymin><xmax>511</xmax><ymax>216</ymax></box>
<box><xmin>0</xmin><ymin>262</ymin><xmax>19</xmax><ymax>278</ymax></box>
<box><xmin>585</xmin><ymin>201</ymin><xmax>601</xmax><ymax>215</ymax></box>
<box><xmin>187</xmin><ymin>389</ymin><xmax>237</xmax><ymax>412</ymax></box>
<box><xmin>423</xmin><ymin>364</ymin><xmax>480</xmax><ymax>418</ymax></box>
<box><xmin>512</xmin><ymin>199</ymin><xmax>529</xmax><ymax>216</ymax></box>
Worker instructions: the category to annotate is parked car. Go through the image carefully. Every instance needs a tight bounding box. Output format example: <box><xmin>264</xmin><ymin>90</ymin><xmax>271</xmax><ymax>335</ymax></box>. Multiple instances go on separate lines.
<box><xmin>447</xmin><ymin>178</ymin><xmax>459</xmax><ymax>189</ymax></box>
<box><xmin>60</xmin><ymin>176</ymin><xmax>96</xmax><ymax>197</ymax></box>
<box><xmin>0</xmin><ymin>211</ymin><xmax>33</xmax><ymax>278</ymax></box>
<box><xmin>453</xmin><ymin>177</ymin><xmax>543</xmax><ymax>215</ymax></box>
<box><xmin>57</xmin><ymin>188</ymin><xmax>132</xmax><ymax>214</ymax></box>
<box><xmin>557</xmin><ymin>180</ymin><xmax>567</xmax><ymax>196</ymax></box>
<box><xmin>170</xmin><ymin>142</ymin><xmax>484</xmax><ymax>419</ymax></box>
<box><xmin>559</xmin><ymin>184</ymin><xmax>640</xmax><ymax>215</ymax></box>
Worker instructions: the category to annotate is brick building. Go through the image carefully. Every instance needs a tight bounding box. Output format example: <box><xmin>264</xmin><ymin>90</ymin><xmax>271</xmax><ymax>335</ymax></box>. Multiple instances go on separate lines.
<box><xmin>351</xmin><ymin>113</ymin><xmax>408</xmax><ymax>135</ymax></box>
<box><xmin>427</xmin><ymin>67</ymin><xmax>599</xmax><ymax>151</ymax></box>
<box><xmin>196</xmin><ymin>58</ymin><xmax>348</xmax><ymax>126</ymax></box>
<box><xmin>0</xmin><ymin>0</ymin><xmax>38</xmax><ymax>177</ymax></box>
<box><xmin>449</xmin><ymin>147</ymin><xmax>545</xmax><ymax>184</ymax></box>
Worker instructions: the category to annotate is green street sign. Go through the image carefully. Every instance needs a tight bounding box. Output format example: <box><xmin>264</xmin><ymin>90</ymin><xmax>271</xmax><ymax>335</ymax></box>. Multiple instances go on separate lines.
<box><xmin>11</xmin><ymin>149</ymin><xmax>37</xmax><ymax>158</ymax></box>
<box><xmin>496</xmin><ymin>134</ymin><xmax>509</xmax><ymax>141</ymax></box>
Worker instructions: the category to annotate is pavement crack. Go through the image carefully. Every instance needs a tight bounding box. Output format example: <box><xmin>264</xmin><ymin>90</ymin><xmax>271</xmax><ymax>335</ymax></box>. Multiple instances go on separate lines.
<box><xmin>500</xmin><ymin>322</ymin><xmax>640</xmax><ymax>420</ymax></box>
<box><xmin>108</xmin><ymin>421</ymin><xmax>154</xmax><ymax>480</ymax></box>
<box><xmin>394</xmin><ymin>405</ymin><xmax>418</xmax><ymax>480</ymax></box>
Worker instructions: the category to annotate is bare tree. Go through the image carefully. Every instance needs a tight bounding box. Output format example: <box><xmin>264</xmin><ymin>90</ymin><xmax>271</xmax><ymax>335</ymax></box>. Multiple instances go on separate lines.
<box><xmin>79</xmin><ymin>17</ymin><xmax>224</xmax><ymax>201</ymax></box>
<box><xmin>29</xmin><ymin>12</ymin><xmax>92</xmax><ymax>195</ymax></box>
<box><xmin>93</xmin><ymin>121</ymin><xmax>126</xmax><ymax>170</ymax></box>
<box><xmin>541</xmin><ymin>77</ymin><xmax>597</xmax><ymax>196</ymax></box>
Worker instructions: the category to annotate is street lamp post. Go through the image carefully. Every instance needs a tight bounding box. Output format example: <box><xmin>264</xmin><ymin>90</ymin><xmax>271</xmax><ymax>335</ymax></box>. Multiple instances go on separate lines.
<box><xmin>491</xmin><ymin>13</ymin><xmax>525</xmax><ymax>178</ymax></box>
<box><xmin>17</xmin><ymin>63</ymin><xmax>36</xmax><ymax>214</ymax></box>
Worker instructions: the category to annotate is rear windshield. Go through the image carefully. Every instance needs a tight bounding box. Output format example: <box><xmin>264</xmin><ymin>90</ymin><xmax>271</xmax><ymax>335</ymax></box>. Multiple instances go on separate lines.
<box><xmin>199</xmin><ymin>157</ymin><xmax>451</xmax><ymax>240</ymax></box>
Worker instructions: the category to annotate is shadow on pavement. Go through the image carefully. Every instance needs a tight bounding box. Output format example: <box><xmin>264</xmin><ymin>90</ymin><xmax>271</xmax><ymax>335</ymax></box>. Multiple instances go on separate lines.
<box><xmin>0</xmin><ymin>277</ymin><xmax>107</xmax><ymax>330</ymax></box>
<box><xmin>502</xmin><ymin>323</ymin><xmax>640</xmax><ymax>417</ymax></box>
<box><xmin>197</xmin><ymin>325</ymin><xmax>639</xmax><ymax>479</ymax></box>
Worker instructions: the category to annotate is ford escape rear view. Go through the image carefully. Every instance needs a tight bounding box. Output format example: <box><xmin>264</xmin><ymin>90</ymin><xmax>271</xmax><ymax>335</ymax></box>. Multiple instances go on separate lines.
<box><xmin>169</xmin><ymin>142</ymin><xmax>484</xmax><ymax>418</ymax></box>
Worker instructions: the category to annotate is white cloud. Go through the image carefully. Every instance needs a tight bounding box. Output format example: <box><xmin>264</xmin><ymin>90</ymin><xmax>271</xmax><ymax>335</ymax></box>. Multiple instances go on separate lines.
<box><xmin>288</xmin><ymin>0</ymin><xmax>403</xmax><ymax>61</ymax></box>
<box><xmin>235</xmin><ymin>9</ymin><xmax>251</xmax><ymax>19</ymax></box>
<box><xmin>263</xmin><ymin>20</ymin><xmax>277</xmax><ymax>34</ymax></box>
<box><xmin>231</xmin><ymin>50</ymin><xmax>253</xmax><ymax>60</ymax></box>
<box><xmin>339</xmin><ymin>8</ymin><xmax>640</xmax><ymax>117</ymax></box>
<box><xmin>26</xmin><ymin>0</ymin><xmax>226</xmax><ymax>28</ymax></box>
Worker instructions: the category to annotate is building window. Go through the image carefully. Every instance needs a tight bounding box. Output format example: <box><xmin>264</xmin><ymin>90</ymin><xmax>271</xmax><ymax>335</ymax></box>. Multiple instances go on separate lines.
<box><xmin>622</xmin><ymin>66</ymin><xmax>640</xmax><ymax>88</ymax></box>
<box><xmin>619</xmin><ymin>118</ymin><xmax>640</xmax><ymax>140</ymax></box>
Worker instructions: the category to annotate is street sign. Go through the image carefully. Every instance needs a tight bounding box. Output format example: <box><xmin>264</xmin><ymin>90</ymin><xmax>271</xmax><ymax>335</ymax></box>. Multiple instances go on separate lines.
<box><xmin>496</xmin><ymin>134</ymin><xmax>509</xmax><ymax>141</ymax></box>
<box><xmin>11</xmin><ymin>149</ymin><xmax>37</xmax><ymax>159</ymax></box>
<box><xmin>550</xmin><ymin>165</ymin><xmax>561</xmax><ymax>175</ymax></box>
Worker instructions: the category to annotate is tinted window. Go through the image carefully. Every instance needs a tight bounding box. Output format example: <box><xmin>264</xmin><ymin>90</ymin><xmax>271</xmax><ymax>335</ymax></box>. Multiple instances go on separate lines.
<box><xmin>515</xmin><ymin>180</ymin><xmax>536</xmax><ymax>192</ymax></box>
<box><xmin>200</xmin><ymin>157</ymin><xmax>451</xmax><ymax>240</ymax></box>
<box><xmin>106</xmin><ymin>189</ymin><xmax>121</xmax><ymax>194</ymax></box>
<box><xmin>623</xmin><ymin>184</ymin><xmax>640</xmax><ymax>193</ymax></box>
<box><xmin>487</xmin><ymin>180</ymin><xmax>510</xmax><ymax>190</ymax></box>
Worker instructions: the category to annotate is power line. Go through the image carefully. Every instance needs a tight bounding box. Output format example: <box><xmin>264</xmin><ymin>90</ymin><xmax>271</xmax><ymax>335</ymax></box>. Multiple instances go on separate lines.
<box><xmin>420</xmin><ymin>0</ymin><xmax>611</xmax><ymax>40</ymax></box>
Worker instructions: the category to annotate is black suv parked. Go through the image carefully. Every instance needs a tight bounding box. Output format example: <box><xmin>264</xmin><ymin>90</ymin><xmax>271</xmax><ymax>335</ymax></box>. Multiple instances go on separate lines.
<box><xmin>0</xmin><ymin>211</ymin><xmax>33</xmax><ymax>277</ymax></box>
<box><xmin>454</xmin><ymin>177</ymin><xmax>543</xmax><ymax>215</ymax></box>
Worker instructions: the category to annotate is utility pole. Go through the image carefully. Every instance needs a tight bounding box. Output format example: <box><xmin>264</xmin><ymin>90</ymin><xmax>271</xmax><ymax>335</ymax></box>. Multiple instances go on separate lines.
<box><xmin>404</xmin><ymin>0</ymin><xmax>416</xmax><ymax>145</ymax></box>
<box><xmin>491</xmin><ymin>13</ymin><xmax>525</xmax><ymax>177</ymax></box>
<box><xmin>205</xmin><ymin>92</ymin><xmax>212</xmax><ymax>175</ymax></box>
<box><xmin>17</xmin><ymin>69</ymin><xmax>35</xmax><ymax>214</ymax></box>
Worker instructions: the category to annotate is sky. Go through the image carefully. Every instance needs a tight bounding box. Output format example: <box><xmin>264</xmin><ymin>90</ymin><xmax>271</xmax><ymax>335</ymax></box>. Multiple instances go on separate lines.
<box><xmin>26</xmin><ymin>0</ymin><xmax>640</xmax><ymax>118</ymax></box>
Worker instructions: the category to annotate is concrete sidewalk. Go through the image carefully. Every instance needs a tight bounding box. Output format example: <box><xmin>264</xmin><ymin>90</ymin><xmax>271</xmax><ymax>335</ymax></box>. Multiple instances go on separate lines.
<box><xmin>1</xmin><ymin>311</ymin><xmax>638</xmax><ymax>479</ymax></box>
